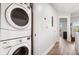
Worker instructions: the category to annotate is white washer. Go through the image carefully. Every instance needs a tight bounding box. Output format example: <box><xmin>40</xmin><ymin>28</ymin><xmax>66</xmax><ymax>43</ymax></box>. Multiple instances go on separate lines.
<box><xmin>0</xmin><ymin>3</ymin><xmax>31</xmax><ymax>40</ymax></box>
<box><xmin>0</xmin><ymin>37</ymin><xmax>31</xmax><ymax>55</ymax></box>
<box><xmin>0</xmin><ymin>3</ymin><xmax>31</xmax><ymax>55</ymax></box>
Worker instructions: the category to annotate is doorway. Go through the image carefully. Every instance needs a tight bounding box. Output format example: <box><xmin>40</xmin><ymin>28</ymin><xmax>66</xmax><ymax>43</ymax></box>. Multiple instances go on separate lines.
<box><xmin>59</xmin><ymin>18</ymin><xmax>67</xmax><ymax>40</ymax></box>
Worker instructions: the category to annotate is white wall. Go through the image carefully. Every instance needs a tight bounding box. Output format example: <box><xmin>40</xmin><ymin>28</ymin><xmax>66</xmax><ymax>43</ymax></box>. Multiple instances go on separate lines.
<box><xmin>58</xmin><ymin>13</ymin><xmax>71</xmax><ymax>42</ymax></box>
<box><xmin>71</xmin><ymin>17</ymin><xmax>79</xmax><ymax>26</ymax></box>
<box><xmin>71</xmin><ymin>12</ymin><xmax>79</xmax><ymax>18</ymax></box>
<box><xmin>33</xmin><ymin>3</ymin><xmax>59</xmax><ymax>55</ymax></box>
<box><xmin>0</xmin><ymin>4</ymin><xmax>1</xmax><ymax>26</ymax></box>
<box><xmin>0</xmin><ymin>4</ymin><xmax>1</xmax><ymax>36</ymax></box>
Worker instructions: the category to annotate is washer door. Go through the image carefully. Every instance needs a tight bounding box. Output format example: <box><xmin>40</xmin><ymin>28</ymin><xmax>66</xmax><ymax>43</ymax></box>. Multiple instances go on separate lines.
<box><xmin>8</xmin><ymin>44</ymin><xmax>30</xmax><ymax>55</ymax></box>
<box><xmin>13</xmin><ymin>46</ymin><xmax>29</xmax><ymax>55</ymax></box>
<box><xmin>5</xmin><ymin>4</ymin><xmax>31</xmax><ymax>29</ymax></box>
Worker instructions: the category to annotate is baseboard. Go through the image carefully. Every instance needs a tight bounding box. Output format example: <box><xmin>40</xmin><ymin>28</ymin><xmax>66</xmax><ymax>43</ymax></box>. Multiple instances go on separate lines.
<box><xmin>42</xmin><ymin>40</ymin><xmax>58</xmax><ymax>55</ymax></box>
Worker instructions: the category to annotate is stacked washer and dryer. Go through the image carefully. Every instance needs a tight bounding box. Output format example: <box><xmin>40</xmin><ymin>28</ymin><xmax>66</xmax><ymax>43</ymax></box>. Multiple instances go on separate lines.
<box><xmin>0</xmin><ymin>3</ymin><xmax>32</xmax><ymax>55</ymax></box>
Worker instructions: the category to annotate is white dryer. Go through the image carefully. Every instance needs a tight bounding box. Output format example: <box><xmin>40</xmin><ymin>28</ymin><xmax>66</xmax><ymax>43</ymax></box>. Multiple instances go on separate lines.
<box><xmin>0</xmin><ymin>3</ymin><xmax>31</xmax><ymax>40</ymax></box>
<box><xmin>0</xmin><ymin>37</ymin><xmax>31</xmax><ymax>55</ymax></box>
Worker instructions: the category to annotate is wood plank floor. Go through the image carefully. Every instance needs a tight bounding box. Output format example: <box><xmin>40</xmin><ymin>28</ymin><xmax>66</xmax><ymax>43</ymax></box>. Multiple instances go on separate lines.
<box><xmin>48</xmin><ymin>37</ymin><xmax>76</xmax><ymax>55</ymax></box>
<box><xmin>48</xmin><ymin>42</ymin><xmax>60</xmax><ymax>55</ymax></box>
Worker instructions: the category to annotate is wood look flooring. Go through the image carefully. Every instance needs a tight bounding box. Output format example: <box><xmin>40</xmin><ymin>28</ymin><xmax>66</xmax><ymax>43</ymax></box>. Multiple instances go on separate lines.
<box><xmin>48</xmin><ymin>37</ymin><xmax>76</xmax><ymax>55</ymax></box>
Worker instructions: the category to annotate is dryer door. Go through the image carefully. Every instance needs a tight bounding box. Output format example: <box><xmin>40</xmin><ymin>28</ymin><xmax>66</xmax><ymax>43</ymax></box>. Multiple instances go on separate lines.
<box><xmin>5</xmin><ymin>4</ymin><xmax>31</xmax><ymax>29</ymax></box>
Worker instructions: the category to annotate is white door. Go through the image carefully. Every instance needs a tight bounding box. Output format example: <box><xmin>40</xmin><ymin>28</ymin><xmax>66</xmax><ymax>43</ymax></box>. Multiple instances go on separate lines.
<box><xmin>33</xmin><ymin>4</ymin><xmax>53</xmax><ymax>54</ymax></box>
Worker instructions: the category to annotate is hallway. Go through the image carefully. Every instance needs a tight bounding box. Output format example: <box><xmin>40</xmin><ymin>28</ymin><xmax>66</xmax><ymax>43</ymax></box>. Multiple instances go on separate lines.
<box><xmin>48</xmin><ymin>37</ymin><xmax>76</xmax><ymax>55</ymax></box>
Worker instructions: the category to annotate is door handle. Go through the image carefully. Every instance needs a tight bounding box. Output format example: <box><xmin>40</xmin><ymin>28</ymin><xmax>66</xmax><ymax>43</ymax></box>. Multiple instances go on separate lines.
<box><xmin>35</xmin><ymin>34</ymin><xmax>36</xmax><ymax>36</ymax></box>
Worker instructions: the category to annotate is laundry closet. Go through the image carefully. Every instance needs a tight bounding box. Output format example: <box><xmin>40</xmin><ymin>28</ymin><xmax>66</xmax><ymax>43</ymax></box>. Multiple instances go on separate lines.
<box><xmin>0</xmin><ymin>3</ymin><xmax>31</xmax><ymax>55</ymax></box>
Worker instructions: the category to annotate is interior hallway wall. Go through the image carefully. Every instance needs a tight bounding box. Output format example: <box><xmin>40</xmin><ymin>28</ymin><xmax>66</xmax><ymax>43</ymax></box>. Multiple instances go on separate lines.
<box><xmin>0</xmin><ymin>4</ymin><xmax>1</xmax><ymax>38</ymax></box>
<box><xmin>33</xmin><ymin>3</ymin><xmax>59</xmax><ymax>55</ymax></box>
<box><xmin>0</xmin><ymin>4</ymin><xmax>1</xmax><ymax>26</ymax></box>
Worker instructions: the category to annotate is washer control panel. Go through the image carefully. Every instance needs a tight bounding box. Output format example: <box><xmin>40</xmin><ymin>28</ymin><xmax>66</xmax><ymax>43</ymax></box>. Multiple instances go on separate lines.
<box><xmin>1</xmin><ymin>41</ymin><xmax>12</xmax><ymax>49</ymax></box>
<box><xmin>0</xmin><ymin>37</ymin><xmax>31</xmax><ymax>49</ymax></box>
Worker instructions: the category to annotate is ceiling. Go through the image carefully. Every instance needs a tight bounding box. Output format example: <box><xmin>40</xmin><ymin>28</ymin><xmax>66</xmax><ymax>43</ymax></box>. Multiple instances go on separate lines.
<box><xmin>52</xmin><ymin>3</ymin><xmax>79</xmax><ymax>14</ymax></box>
